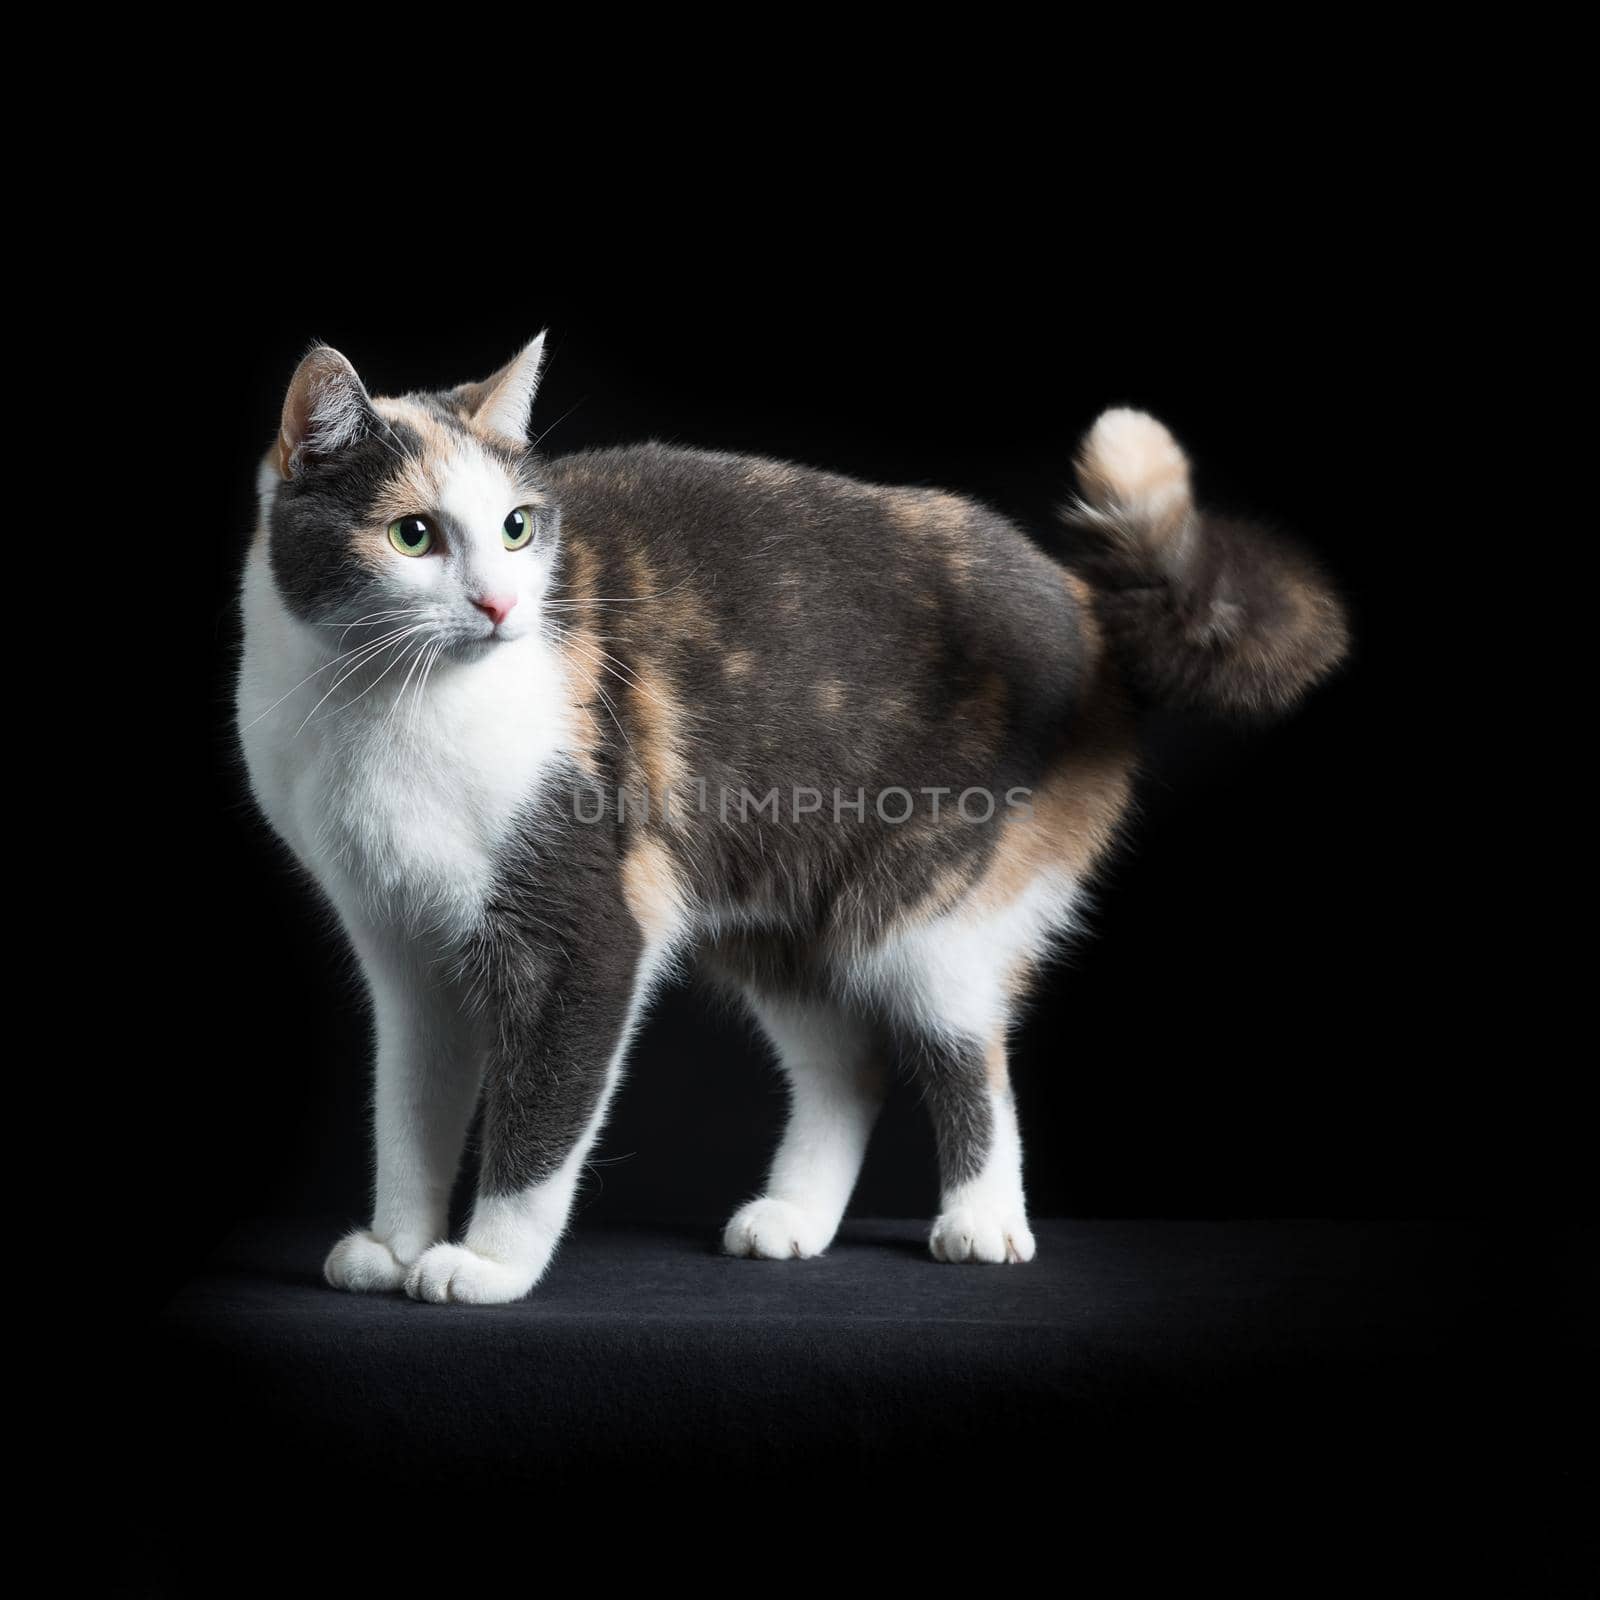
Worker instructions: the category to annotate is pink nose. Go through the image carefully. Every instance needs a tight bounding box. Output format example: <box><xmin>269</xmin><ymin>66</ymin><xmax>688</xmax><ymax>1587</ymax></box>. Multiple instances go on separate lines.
<box><xmin>473</xmin><ymin>594</ymin><xmax>518</xmax><ymax>627</ymax></box>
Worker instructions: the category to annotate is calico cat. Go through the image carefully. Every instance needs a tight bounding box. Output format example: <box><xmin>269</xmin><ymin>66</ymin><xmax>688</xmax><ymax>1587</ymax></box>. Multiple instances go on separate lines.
<box><xmin>236</xmin><ymin>335</ymin><xmax>1347</xmax><ymax>1304</ymax></box>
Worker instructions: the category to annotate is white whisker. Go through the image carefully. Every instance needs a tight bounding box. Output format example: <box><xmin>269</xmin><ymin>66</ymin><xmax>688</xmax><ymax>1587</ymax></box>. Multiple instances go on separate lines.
<box><xmin>294</xmin><ymin>626</ymin><xmax>431</xmax><ymax>734</ymax></box>
<box><xmin>240</xmin><ymin>625</ymin><xmax>422</xmax><ymax>731</ymax></box>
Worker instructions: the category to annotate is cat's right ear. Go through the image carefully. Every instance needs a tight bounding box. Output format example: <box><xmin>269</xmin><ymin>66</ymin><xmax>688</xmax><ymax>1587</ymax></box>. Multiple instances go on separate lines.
<box><xmin>277</xmin><ymin>346</ymin><xmax>377</xmax><ymax>479</ymax></box>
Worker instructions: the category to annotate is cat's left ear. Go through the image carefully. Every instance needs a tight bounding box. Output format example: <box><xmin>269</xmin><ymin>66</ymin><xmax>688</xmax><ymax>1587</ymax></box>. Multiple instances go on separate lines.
<box><xmin>456</xmin><ymin>333</ymin><xmax>548</xmax><ymax>444</ymax></box>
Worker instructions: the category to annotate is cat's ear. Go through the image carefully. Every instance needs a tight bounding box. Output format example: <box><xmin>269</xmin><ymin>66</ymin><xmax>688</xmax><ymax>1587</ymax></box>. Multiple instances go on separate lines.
<box><xmin>277</xmin><ymin>346</ymin><xmax>377</xmax><ymax>479</ymax></box>
<box><xmin>456</xmin><ymin>333</ymin><xmax>547</xmax><ymax>444</ymax></box>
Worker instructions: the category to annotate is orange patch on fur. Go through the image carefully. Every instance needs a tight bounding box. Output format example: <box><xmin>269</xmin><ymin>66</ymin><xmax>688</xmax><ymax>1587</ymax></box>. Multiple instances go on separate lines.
<box><xmin>621</xmin><ymin>836</ymin><xmax>685</xmax><ymax>942</ymax></box>
<box><xmin>549</xmin><ymin>535</ymin><xmax>611</xmax><ymax>775</ymax></box>
<box><xmin>965</xmin><ymin>571</ymin><xmax>1133</xmax><ymax>912</ymax></box>
<box><xmin>1061</xmin><ymin>569</ymin><xmax>1095</xmax><ymax>613</ymax></box>
<box><xmin>367</xmin><ymin>399</ymin><xmax>454</xmax><ymax>523</ymax></box>
<box><xmin>983</xmin><ymin>1038</ymin><xmax>1010</xmax><ymax>1091</ymax></box>
<box><xmin>633</xmin><ymin>547</ymin><xmax>714</xmax><ymax>647</ymax></box>
<box><xmin>560</xmin><ymin>536</ymin><xmax>602</xmax><ymax>613</ymax></box>
<box><xmin>898</xmin><ymin>861</ymin><xmax>981</xmax><ymax>929</ymax></box>
<box><xmin>885</xmin><ymin>489</ymin><xmax>980</xmax><ymax>577</ymax></box>
<box><xmin>973</xmin><ymin>682</ymin><xmax>1136</xmax><ymax>910</ymax></box>
<box><xmin>815</xmin><ymin>678</ymin><xmax>845</xmax><ymax>716</ymax></box>
<box><xmin>625</xmin><ymin>659</ymin><xmax>691</xmax><ymax>821</ymax></box>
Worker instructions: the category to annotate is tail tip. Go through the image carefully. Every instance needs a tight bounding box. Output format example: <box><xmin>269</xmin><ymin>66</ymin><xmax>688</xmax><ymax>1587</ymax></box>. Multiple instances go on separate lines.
<box><xmin>1076</xmin><ymin>408</ymin><xmax>1193</xmax><ymax>533</ymax></box>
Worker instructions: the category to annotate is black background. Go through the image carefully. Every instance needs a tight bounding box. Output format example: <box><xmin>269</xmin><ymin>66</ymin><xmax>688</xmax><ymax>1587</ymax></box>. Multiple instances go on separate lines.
<box><xmin>129</xmin><ymin>211</ymin><xmax>1553</xmax><ymax>1313</ymax></box>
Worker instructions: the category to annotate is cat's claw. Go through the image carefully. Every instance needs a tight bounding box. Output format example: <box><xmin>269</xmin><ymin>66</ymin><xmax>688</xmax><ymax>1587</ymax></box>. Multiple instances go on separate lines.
<box><xmin>723</xmin><ymin>1196</ymin><xmax>834</xmax><ymax>1260</ymax></box>
<box><xmin>928</xmin><ymin>1207</ymin><xmax>1036</xmax><ymax>1264</ymax></box>
<box><xmin>404</xmin><ymin>1242</ymin><xmax>535</xmax><ymax>1305</ymax></box>
<box><xmin>323</xmin><ymin>1229</ymin><xmax>410</xmax><ymax>1293</ymax></box>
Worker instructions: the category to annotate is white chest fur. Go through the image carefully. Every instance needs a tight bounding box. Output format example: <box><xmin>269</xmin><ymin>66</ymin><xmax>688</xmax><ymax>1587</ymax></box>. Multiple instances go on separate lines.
<box><xmin>236</xmin><ymin>548</ymin><xmax>571</xmax><ymax>939</ymax></box>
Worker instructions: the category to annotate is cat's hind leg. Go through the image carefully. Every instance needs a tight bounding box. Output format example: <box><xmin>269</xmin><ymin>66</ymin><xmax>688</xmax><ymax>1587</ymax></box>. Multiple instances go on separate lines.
<box><xmin>916</xmin><ymin>1031</ymin><xmax>1035</xmax><ymax>1264</ymax></box>
<box><xmin>724</xmin><ymin>994</ymin><xmax>887</xmax><ymax>1260</ymax></box>
<box><xmin>862</xmin><ymin>874</ymin><xmax>1077</xmax><ymax>1263</ymax></box>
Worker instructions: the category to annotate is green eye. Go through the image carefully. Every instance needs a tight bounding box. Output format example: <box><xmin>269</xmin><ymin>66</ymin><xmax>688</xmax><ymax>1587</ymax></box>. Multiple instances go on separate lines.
<box><xmin>387</xmin><ymin>515</ymin><xmax>435</xmax><ymax>556</ymax></box>
<box><xmin>503</xmin><ymin>507</ymin><xmax>537</xmax><ymax>550</ymax></box>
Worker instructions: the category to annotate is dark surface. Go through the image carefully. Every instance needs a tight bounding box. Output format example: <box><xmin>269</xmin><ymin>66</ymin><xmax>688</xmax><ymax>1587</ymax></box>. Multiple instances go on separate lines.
<box><xmin>117</xmin><ymin>1216</ymin><xmax>1586</xmax><ymax>1586</ymax></box>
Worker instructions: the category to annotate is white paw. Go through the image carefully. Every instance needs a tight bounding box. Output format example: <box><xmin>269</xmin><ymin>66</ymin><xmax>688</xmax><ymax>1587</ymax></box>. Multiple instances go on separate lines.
<box><xmin>323</xmin><ymin>1229</ymin><xmax>411</xmax><ymax>1293</ymax></box>
<box><xmin>723</xmin><ymin>1197</ymin><xmax>835</xmax><ymax>1260</ymax></box>
<box><xmin>929</xmin><ymin>1207</ymin><xmax>1036</xmax><ymax>1265</ymax></box>
<box><xmin>404</xmin><ymin>1242</ymin><xmax>535</xmax><ymax>1305</ymax></box>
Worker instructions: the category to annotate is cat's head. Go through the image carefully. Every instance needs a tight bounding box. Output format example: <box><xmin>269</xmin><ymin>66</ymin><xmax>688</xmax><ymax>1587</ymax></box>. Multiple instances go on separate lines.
<box><xmin>260</xmin><ymin>336</ymin><xmax>557</xmax><ymax>654</ymax></box>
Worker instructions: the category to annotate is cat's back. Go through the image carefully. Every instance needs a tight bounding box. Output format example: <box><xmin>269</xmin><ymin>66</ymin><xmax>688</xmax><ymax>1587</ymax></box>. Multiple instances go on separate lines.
<box><xmin>545</xmin><ymin>441</ymin><xmax>1052</xmax><ymax>577</ymax></box>
<box><xmin>544</xmin><ymin>442</ymin><xmax>1091</xmax><ymax>695</ymax></box>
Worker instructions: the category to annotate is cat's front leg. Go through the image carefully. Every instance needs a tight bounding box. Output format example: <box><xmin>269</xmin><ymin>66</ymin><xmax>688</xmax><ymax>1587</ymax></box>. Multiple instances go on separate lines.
<box><xmin>324</xmin><ymin>925</ymin><xmax>486</xmax><ymax>1293</ymax></box>
<box><xmin>404</xmin><ymin>907</ymin><xmax>656</xmax><ymax>1306</ymax></box>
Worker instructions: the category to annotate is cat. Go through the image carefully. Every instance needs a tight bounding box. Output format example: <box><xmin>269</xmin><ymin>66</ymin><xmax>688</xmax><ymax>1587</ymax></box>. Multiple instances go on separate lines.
<box><xmin>235</xmin><ymin>335</ymin><xmax>1348</xmax><ymax>1304</ymax></box>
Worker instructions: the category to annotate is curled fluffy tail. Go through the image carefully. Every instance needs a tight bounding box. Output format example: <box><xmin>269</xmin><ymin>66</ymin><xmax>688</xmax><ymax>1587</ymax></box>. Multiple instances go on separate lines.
<box><xmin>1061</xmin><ymin>409</ymin><xmax>1349</xmax><ymax>718</ymax></box>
